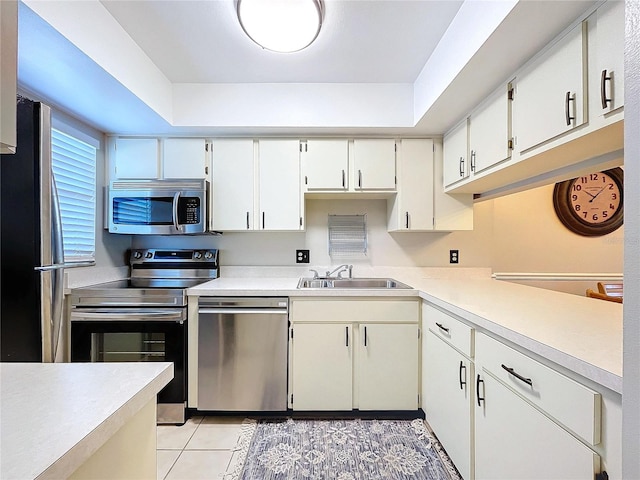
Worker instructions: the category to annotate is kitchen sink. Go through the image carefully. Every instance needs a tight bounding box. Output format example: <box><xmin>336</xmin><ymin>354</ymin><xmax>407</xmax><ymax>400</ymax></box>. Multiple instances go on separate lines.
<box><xmin>297</xmin><ymin>277</ymin><xmax>412</xmax><ymax>289</ymax></box>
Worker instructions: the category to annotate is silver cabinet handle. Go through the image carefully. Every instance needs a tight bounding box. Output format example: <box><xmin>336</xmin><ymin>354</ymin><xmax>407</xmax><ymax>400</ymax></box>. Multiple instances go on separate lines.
<box><xmin>459</xmin><ymin>157</ymin><xmax>464</xmax><ymax>177</ymax></box>
<box><xmin>405</xmin><ymin>211</ymin><xmax>409</xmax><ymax>229</ymax></box>
<box><xmin>601</xmin><ymin>69</ymin><xmax>612</xmax><ymax>109</ymax></box>
<box><xmin>358</xmin><ymin>170</ymin><xmax>362</xmax><ymax>188</ymax></box>
<box><xmin>342</xmin><ymin>169</ymin><xmax>346</xmax><ymax>188</ymax></box>
<box><xmin>565</xmin><ymin>91</ymin><xmax>575</xmax><ymax>126</ymax></box>
<box><xmin>470</xmin><ymin>150</ymin><xmax>476</xmax><ymax>172</ymax></box>
<box><xmin>246</xmin><ymin>211</ymin><xmax>250</xmax><ymax>230</ymax></box>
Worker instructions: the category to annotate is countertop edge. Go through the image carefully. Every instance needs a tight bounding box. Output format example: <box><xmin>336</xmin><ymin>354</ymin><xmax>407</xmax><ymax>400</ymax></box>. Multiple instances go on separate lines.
<box><xmin>37</xmin><ymin>364</ymin><xmax>173</xmax><ymax>480</ymax></box>
<box><xmin>418</xmin><ymin>291</ymin><xmax>623</xmax><ymax>394</ymax></box>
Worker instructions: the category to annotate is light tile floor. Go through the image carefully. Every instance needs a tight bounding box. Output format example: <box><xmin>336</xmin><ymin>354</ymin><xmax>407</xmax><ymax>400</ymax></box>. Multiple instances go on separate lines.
<box><xmin>157</xmin><ymin>416</ymin><xmax>247</xmax><ymax>480</ymax></box>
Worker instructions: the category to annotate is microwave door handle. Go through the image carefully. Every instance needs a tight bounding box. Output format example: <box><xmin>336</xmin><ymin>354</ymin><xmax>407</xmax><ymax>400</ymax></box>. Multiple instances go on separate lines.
<box><xmin>172</xmin><ymin>191</ymin><xmax>183</xmax><ymax>233</ymax></box>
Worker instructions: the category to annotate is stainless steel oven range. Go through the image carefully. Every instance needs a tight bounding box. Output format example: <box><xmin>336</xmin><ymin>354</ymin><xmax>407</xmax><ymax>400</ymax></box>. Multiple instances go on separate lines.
<box><xmin>70</xmin><ymin>248</ymin><xmax>219</xmax><ymax>424</ymax></box>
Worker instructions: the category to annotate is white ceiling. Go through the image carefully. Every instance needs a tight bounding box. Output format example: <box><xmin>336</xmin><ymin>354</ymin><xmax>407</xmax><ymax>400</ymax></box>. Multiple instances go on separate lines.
<box><xmin>100</xmin><ymin>0</ymin><xmax>464</xmax><ymax>84</ymax></box>
<box><xmin>18</xmin><ymin>0</ymin><xmax>598</xmax><ymax>136</ymax></box>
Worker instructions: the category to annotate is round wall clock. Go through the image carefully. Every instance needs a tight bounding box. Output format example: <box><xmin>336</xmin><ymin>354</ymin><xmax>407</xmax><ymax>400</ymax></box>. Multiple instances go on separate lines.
<box><xmin>552</xmin><ymin>167</ymin><xmax>624</xmax><ymax>236</ymax></box>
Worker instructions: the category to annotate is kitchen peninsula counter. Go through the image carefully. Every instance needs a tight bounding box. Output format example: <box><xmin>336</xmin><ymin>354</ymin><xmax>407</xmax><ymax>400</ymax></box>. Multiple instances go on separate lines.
<box><xmin>0</xmin><ymin>362</ymin><xmax>173</xmax><ymax>479</ymax></box>
<box><xmin>189</xmin><ymin>269</ymin><xmax>622</xmax><ymax>393</ymax></box>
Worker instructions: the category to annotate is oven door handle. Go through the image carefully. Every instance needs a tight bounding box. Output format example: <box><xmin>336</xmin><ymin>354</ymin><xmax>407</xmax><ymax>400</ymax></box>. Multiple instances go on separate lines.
<box><xmin>198</xmin><ymin>308</ymin><xmax>288</xmax><ymax>315</ymax></box>
<box><xmin>71</xmin><ymin>309</ymin><xmax>186</xmax><ymax>322</ymax></box>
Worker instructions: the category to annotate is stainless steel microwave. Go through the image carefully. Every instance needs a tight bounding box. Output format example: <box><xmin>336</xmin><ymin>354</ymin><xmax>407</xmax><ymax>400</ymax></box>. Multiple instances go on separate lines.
<box><xmin>108</xmin><ymin>179</ymin><xmax>207</xmax><ymax>234</ymax></box>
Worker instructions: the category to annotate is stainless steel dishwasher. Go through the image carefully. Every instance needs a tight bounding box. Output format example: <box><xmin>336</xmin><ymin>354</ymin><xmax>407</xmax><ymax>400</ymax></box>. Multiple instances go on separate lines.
<box><xmin>197</xmin><ymin>297</ymin><xmax>288</xmax><ymax>411</ymax></box>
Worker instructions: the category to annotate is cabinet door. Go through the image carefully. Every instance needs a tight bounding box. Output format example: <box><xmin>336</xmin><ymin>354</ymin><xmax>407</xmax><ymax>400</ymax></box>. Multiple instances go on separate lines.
<box><xmin>0</xmin><ymin>1</ymin><xmax>17</xmax><ymax>153</ymax></box>
<box><xmin>302</xmin><ymin>139</ymin><xmax>348</xmax><ymax>190</ymax></box>
<box><xmin>469</xmin><ymin>85</ymin><xmax>511</xmax><ymax>174</ymax></box>
<box><xmin>258</xmin><ymin>140</ymin><xmax>301</xmax><ymax>231</ymax></box>
<box><xmin>353</xmin><ymin>139</ymin><xmax>396</xmax><ymax>190</ymax></box>
<box><xmin>595</xmin><ymin>0</ymin><xmax>624</xmax><ymax>115</ymax></box>
<box><xmin>358</xmin><ymin>324</ymin><xmax>418</xmax><ymax>410</ymax></box>
<box><xmin>443</xmin><ymin>119</ymin><xmax>469</xmax><ymax>187</ymax></box>
<box><xmin>211</xmin><ymin>139</ymin><xmax>254</xmax><ymax>231</ymax></box>
<box><xmin>291</xmin><ymin>323</ymin><xmax>353</xmax><ymax>411</ymax></box>
<box><xmin>514</xmin><ymin>23</ymin><xmax>586</xmax><ymax>153</ymax></box>
<box><xmin>475</xmin><ymin>371</ymin><xmax>600</xmax><ymax>480</ymax></box>
<box><xmin>423</xmin><ymin>331</ymin><xmax>472</xmax><ymax>480</ymax></box>
<box><xmin>113</xmin><ymin>138</ymin><xmax>159</xmax><ymax>179</ymax></box>
<box><xmin>163</xmin><ymin>138</ymin><xmax>208</xmax><ymax>179</ymax></box>
<box><xmin>392</xmin><ymin>139</ymin><xmax>434</xmax><ymax>231</ymax></box>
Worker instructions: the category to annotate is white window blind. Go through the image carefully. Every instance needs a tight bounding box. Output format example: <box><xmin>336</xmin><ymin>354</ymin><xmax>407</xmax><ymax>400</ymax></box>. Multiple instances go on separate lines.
<box><xmin>51</xmin><ymin>128</ymin><xmax>97</xmax><ymax>262</ymax></box>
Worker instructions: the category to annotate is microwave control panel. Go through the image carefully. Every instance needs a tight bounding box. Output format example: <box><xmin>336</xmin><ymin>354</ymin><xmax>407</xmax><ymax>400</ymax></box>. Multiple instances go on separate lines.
<box><xmin>178</xmin><ymin>197</ymin><xmax>201</xmax><ymax>224</ymax></box>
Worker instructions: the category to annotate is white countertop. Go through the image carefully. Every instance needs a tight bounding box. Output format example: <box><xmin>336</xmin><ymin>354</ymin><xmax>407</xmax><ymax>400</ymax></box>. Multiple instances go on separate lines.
<box><xmin>0</xmin><ymin>362</ymin><xmax>173</xmax><ymax>480</ymax></box>
<box><xmin>187</xmin><ymin>268</ymin><xmax>622</xmax><ymax>394</ymax></box>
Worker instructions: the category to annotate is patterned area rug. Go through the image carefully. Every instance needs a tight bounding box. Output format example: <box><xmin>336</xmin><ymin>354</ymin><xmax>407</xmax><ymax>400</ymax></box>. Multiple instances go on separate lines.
<box><xmin>225</xmin><ymin>418</ymin><xmax>461</xmax><ymax>480</ymax></box>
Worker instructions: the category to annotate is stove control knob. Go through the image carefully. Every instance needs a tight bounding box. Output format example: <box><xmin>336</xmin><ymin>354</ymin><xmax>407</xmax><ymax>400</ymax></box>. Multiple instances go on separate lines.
<box><xmin>204</xmin><ymin>251</ymin><xmax>213</xmax><ymax>259</ymax></box>
<box><xmin>194</xmin><ymin>251</ymin><xmax>203</xmax><ymax>259</ymax></box>
<box><xmin>133</xmin><ymin>251</ymin><xmax>142</xmax><ymax>259</ymax></box>
<box><xmin>145</xmin><ymin>251</ymin><xmax>153</xmax><ymax>258</ymax></box>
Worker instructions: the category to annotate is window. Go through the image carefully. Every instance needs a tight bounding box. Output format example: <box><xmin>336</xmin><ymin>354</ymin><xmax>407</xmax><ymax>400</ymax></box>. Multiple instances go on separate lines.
<box><xmin>51</xmin><ymin>128</ymin><xmax>97</xmax><ymax>262</ymax></box>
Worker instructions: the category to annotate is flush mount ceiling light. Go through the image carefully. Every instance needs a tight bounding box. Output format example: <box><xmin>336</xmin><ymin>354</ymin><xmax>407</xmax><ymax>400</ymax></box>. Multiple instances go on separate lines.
<box><xmin>236</xmin><ymin>0</ymin><xmax>324</xmax><ymax>53</ymax></box>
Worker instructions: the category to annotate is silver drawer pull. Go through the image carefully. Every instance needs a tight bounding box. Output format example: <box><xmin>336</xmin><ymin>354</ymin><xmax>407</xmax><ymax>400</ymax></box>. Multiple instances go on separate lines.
<box><xmin>501</xmin><ymin>364</ymin><xmax>533</xmax><ymax>387</ymax></box>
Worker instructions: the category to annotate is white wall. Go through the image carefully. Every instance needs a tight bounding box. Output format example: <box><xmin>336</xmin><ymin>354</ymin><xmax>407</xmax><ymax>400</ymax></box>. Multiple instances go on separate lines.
<box><xmin>133</xmin><ymin>198</ymin><xmax>495</xmax><ymax>269</ymax></box>
<box><xmin>623</xmin><ymin>2</ymin><xmax>640</xmax><ymax>477</ymax></box>
<box><xmin>133</xmin><ymin>183</ymin><xmax>623</xmax><ymax>293</ymax></box>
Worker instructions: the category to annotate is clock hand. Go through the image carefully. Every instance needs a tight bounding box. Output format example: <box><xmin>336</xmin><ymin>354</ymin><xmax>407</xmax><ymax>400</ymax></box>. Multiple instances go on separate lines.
<box><xmin>589</xmin><ymin>187</ymin><xmax>606</xmax><ymax>202</ymax></box>
<box><xmin>583</xmin><ymin>190</ymin><xmax>597</xmax><ymax>199</ymax></box>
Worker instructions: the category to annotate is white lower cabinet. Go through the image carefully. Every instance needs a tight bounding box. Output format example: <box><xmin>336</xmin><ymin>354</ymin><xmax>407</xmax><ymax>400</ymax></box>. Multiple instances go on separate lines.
<box><xmin>475</xmin><ymin>371</ymin><xmax>600</xmax><ymax>480</ymax></box>
<box><xmin>290</xmin><ymin>323</ymin><xmax>353</xmax><ymax>411</ymax></box>
<box><xmin>422</xmin><ymin>303</ymin><xmax>610</xmax><ymax>480</ymax></box>
<box><xmin>358</xmin><ymin>323</ymin><xmax>418</xmax><ymax>410</ymax></box>
<box><xmin>289</xmin><ymin>298</ymin><xmax>419</xmax><ymax>411</ymax></box>
<box><xmin>423</xmin><ymin>329</ymin><xmax>473</xmax><ymax>480</ymax></box>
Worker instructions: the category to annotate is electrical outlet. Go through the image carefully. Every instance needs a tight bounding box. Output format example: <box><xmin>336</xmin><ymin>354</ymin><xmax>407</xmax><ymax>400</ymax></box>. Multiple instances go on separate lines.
<box><xmin>449</xmin><ymin>250</ymin><xmax>459</xmax><ymax>264</ymax></box>
<box><xmin>296</xmin><ymin>250</ymin><xmax>310</xmax><ymax>264</ymax></box>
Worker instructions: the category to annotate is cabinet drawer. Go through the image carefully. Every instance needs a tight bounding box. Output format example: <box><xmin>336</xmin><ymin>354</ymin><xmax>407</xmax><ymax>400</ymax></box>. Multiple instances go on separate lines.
<box><xmin>476</xmin><ymin>333</ymin><xmax>601</xmax><ymax>446</ymax></box>
<box><xmin>423</xmin><ymin>303</ymin><xmax>473</xmax><ymax>357</ymax></box>
<box><xmin>291</xmin><ymin>298</ymin><xmax>419</xmax><ymax>323</ymax></box>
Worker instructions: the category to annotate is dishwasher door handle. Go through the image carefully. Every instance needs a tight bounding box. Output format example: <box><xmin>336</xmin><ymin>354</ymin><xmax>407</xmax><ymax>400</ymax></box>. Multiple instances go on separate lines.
<box><xmin>198</xmin><ymin>308</ymin><xmax>288</xmax><ymax>315</ymax></box>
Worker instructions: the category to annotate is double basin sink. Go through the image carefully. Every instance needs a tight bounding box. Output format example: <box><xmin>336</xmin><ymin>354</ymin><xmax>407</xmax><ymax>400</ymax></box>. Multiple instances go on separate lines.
<box><xmin>297</xmin><ymin>277</ymin><xmax>412</xmax><ymax>289</ymax></box>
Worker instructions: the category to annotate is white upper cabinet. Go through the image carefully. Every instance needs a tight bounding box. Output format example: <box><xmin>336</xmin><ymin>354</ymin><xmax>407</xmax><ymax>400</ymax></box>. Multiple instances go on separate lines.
<box><xmin>112</xmin><ymin>138</ymin><xmax>159</xmax><ymax>179</ymax></box>
<box><xmin>443</xmin><ymin>119</ymin><xmax>469</xmax><ymax>188</ymax></box>
<box><xmin>594</xmin><ymin>0</ymin><xmax>624</xmax><ymax>117</ymax></box>
<box><xmin>469</xmin><ymin>84</ymin><xmax>512</xmax><ymax>174</ymax></box>
<box><xmin>210</xmin><ymin>139</ymin><xmax>254</xmax><ymax>231</ymax></box>
<box><xmin>0</xmin><ymin>0</ymin><xmax>17</xmax><ymax>154</ymax></box>
<box><xmin>388</xmin><ymin>139</ymin><xmax>434</xmax><ymax>231</ymax></box>
<box><xmin>162</xmin><ymin>138</ymin><xmax>209</xmax><ymax>179</ymax></box>
<box><xmin>258</xmin><ymin>139</ymin><xmax>302</xmax><ymax>231</ymax></box>
<box><xmin>353</xmin><ymin>139</ymin><xmax>396</xmax><ymax>190</ymax></box>
<box><xmin>301</xmin><ymin>139</ymin><xmax>348</xmax><ymax>190</ymax></box>
<box><xmin>513</xmin><ymin>22</ymin><xmax>586</xmax><ymax>153</ymax></box>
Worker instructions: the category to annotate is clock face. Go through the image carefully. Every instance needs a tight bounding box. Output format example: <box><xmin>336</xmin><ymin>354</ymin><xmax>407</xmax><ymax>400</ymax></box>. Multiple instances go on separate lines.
<box><xmin>553</xmin><ymin>168</ymin><xmax>624</xmax><ymax>236</ymax></box>
<box><xmin>568</xmin><ymin>171</ymin><xmax>621</xmax><ymax>224</ymax></box>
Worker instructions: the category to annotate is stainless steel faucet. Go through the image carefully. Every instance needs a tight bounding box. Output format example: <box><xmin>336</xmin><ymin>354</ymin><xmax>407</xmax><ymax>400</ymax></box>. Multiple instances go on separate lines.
<box><xmin>325</xmin><ymin>264</ymin><xmax>353</xmax><ymax>279</ymax></box>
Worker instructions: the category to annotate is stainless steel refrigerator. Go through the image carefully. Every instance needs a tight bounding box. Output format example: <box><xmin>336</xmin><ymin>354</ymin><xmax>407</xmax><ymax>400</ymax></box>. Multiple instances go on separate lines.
<box><xmin>1</xmin><ymin>96</ymin><xmax>65</xmax><ymax>362</ymax></box>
